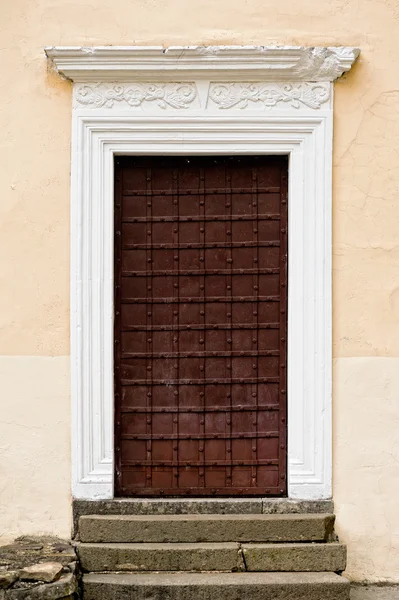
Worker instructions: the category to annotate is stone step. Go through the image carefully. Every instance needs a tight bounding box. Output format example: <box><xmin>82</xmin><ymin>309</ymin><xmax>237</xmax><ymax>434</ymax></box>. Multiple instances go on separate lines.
<box><xmin>77</xmin><ymin>540</ymin><xmax>346</xmax><ymax>573</ymax></box>
<box><xmin>243</xmin><ymin>542</ymin><xmax>346</xmax><ymax>572</ymax></box>
<box><xmin>73</xmin><ymin>499</ymin><xmax>333</xmax><ymax>532</ymax></box>
<box><xmin>78</xmin><ymin>513</ymin><xmax>335</xmax><ymax>544</ymax></box>
<box><xmin>83</xmin><ymin>572</ymin><xmax>350</xmax><ymax>600</ymax></box>
<box><xmin>77</xmin><ymin>542</ymin><xmax>244</xmax><ymax>572</ymax></box>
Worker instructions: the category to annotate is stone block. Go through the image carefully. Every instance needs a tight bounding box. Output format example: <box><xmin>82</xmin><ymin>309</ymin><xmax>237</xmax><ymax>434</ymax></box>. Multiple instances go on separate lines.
<box><xmin>242</xmin><ymin>542</ymin><xmax>346</xmax><ymax>572</ymax></box>
<box><xmin>83</xmin><ymin>571</ymin><xmax>350</xmax><ymax>600</ymax></box>
<box><xmin>79</xmin><ymin>513</ymin><xmax>334</xmax><ymax>544</ymax></box>
<box><xmin>72</xmin><ymin>499</ymin><xmax>263</xmax><ymax>534</ymax></box>
<box><xmin>20</xmin><ymin>562</ymin><xmax>63</xmax><ymax>583</ymax></box>
<box><xmin>6</xmin><ymin>573</ymin><xmax>77</xmax><ymax>600</ymax></box>
<box><xmin>262</xmin><ymin>499</ymin><xmax>334</xmax><ymax>514</ymax></box>
<box><xmin>78</xmin><ymin>541</ymin><xmax>244</xmax><ymax>572</ymax></box>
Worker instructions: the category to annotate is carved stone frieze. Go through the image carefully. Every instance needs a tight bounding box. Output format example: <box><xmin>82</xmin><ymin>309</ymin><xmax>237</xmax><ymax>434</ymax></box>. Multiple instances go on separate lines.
<box><xmin>208</xmin><ymin>82</ymin><xmax>331</xmax><ymax>110</ymax></box>
<box><xmin>74</xmin><ymin>81</ymin><xmax>331</xmax><ymax>112</ymax></box>
<box><xmin>73</xmin><ymin>83</ymin><xmax>198</xmax><ymax>109</ymax></box>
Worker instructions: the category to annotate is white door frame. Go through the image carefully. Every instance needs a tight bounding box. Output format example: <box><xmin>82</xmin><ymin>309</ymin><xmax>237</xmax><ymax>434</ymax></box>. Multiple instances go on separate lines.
<box><xmin>46</xmin><ymin>45</ymin><xmax>359</xmax><ymax>500</ymax></box>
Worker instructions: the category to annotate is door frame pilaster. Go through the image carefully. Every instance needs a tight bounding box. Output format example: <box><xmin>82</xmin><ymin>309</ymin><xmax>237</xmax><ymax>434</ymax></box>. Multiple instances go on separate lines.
<box><xmin>45</xmin><ymin>45</ymin><xmax>360</xmax><ymax>500</ymax></box>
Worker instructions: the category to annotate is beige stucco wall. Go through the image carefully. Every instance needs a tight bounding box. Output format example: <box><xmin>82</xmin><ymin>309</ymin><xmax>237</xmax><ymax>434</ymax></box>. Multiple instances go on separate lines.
<box><xmin>0</xmin><ymin>357</ymin><xmax>71</xmax><ymax>541</ymax></box>
<box><xmin>1</xmin><ymin>0</ymin><xmax>399</xmax><ymax>582</ymax></box>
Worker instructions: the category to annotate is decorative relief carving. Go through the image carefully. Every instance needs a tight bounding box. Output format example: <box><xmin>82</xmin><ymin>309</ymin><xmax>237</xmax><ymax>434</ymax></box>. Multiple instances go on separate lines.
<box><xmin>74</xmin><ymin>83</ymin><xmax>198</xmax><ymax>109</ymax></box>
<box><xmin>73</xmin><ymin>81</ymin><xmax>331</xmax><ymax>112</ymax></box>
<box><xmin>290</xmin><ymin>47</ymin><xmax>359</xmax><ymax>81</ymax></box>
<box><xmin>208</xmin><ymin>82</ymin><xmax>330</xmax><ymax>110</ymax></box>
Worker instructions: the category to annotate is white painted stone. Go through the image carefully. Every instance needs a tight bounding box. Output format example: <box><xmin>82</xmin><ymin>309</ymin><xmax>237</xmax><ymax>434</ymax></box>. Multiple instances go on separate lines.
<box><xmin>45</xmin><ymin>46</ymin><xmax>359</xmax><ymax>82</ymax></box>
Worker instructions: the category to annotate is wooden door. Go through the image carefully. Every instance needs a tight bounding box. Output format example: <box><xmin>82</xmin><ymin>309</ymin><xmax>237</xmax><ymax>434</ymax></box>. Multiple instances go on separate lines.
<box><xmin>114</xmin><ymin>155</ymin><xmax>288</xmax><ymax>496</ymax></box>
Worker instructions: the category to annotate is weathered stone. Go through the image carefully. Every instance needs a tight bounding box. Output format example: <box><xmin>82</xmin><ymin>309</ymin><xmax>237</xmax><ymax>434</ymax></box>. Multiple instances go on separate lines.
<box><xmin>6</xmin><ymin>573</ymin><xmax>77</xmax><ymax>600</ymax></box>
<box><xmin>79</xmin><ymin>513</ymin><xmax>334</xmax><ymax>544</ymax></box>
<box><xmin>0</xmin><ymin>538</ymin><xmax>76</xmax><ymax>570</ymax></box>
<box><xmin>0</xmin><ymin>572</ymin><xmax>17</xmax><ymax>589</ymax></box>
<box><xmin>0</xmin><ymin>537</ymin><xmax>78</xmax><ymax>599</ymax></box>
<box><xmin>262</xmin><ymin>499</ymin><xmax>334</xmax><ymax>515</ymax></box>
<box><xmin>78</xmin><ymin>541</ymin><xmax>244</xmax><ymax>572</ymax></box>
<box><xmin>66</xmin><ymin>562</ymin><xmax>77</xmax><ymax>575</ymax></box>
<box><xmin>242</xmin><ymin>542</ymin><xmax>346</xmax><ymax>572</ymax></box>
<box><xmin>73</xmin><ymin>499</ymin><xmax>263</xmax><ymax>535</ymax></box>
<box><xmin>83</xmin><ymin>571</ymin><xmax>350</xmax><ymax>600</ymax></box>
<box><xmin>20</xmin><ymin>562</ymin><xmax>63</xmax><ymax>583</ymax></box>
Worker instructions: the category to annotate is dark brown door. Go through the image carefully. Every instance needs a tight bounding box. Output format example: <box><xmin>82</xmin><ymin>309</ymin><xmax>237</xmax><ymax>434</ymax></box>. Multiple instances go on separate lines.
<box><xmin>114</xmin><ymin>155</ymin><xmax>288</xmax><ymax>497</ymax></box>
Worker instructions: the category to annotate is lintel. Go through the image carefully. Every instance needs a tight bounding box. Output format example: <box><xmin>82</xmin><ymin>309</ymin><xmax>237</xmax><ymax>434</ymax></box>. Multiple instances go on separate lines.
<box><xmin>45</xmin><ymin>45</ymin><xmax>360</xmax><ymax>83</ymax></box>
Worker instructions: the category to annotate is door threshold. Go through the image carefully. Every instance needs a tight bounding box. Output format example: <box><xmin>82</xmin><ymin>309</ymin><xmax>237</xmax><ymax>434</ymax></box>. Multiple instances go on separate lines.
<box><xmin>72</xmin><ymin>498</ymin><xmax>333</xmax><ymax>537</ymax></box>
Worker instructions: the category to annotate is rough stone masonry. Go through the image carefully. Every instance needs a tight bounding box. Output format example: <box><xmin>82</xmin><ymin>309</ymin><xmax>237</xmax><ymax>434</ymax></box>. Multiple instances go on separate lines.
<box><xmin>0</xmin><ymin>537</ymin><xmax>78</xmax><ymax>599</ymax></box>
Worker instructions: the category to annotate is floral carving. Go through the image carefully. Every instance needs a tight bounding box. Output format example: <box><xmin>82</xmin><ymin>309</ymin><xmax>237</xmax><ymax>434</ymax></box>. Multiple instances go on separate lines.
<box><xmin>208</xmin><ymin>82</ymin><xmax>330</xmax><ymax>110</ymax></box>
<box><xmin>74</xmin><ymin>83</ymin><xmax>197</xmax><ymax>109</ymax></box>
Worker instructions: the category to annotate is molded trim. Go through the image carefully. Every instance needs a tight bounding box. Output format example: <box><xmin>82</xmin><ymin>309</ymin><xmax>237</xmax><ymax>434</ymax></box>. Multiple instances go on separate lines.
<box><xmin>45</xmin><ymin>44</ymin><xmax>359</xmax><ymax>500</ymax></box>
<box><xmin>70</xmin><ymin>113</ymin><xmax>333</xmax><ymax>500</ymax></box>
<box><xmin>45</xmin><ymin>45</ymin><xmax>359</xmax><ymax>83</ymax></box>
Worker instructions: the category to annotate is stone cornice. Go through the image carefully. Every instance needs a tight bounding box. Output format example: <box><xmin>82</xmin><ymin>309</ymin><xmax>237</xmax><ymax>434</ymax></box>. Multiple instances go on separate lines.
<box><xmin>45</xmin><ymin>45</ymin><xmax>360</xmax><ymax>83</ymax></box>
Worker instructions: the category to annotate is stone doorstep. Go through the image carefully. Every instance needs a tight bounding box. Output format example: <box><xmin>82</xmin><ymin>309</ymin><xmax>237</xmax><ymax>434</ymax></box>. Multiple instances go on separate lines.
<box><xmin>77</xmin><ymin>541</ymin><xmax>244</xmax><ymax>573</ymax></box>
<box><xmin>82</xmin><ymin>572</ymin><xmax>350</xmax><ymax>600</ymax></box>
<box><xmin>72</xmin><ymin>498</ymin><xmax>333</xmax><ymax>535</ymax></box>
<box><xmin>77</xmin><ymin>541</ymin><xmax>346</xmax><ymax>573</ymax></box>
<box><xmin>78</xmin><ymin>513</ymin><xmax>335</xmax><ymax>544</ymax></box>
<box><xmin>242</xmin><ymin>542</ymin><xmax>346</xmax><ymax>572</ymax></box>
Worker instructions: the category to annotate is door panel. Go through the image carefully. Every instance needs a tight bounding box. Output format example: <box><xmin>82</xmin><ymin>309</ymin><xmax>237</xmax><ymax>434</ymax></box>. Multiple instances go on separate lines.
<box><xmin>114</xmin><ymin>155</ymin><xmax>288</xmax><ymax>496</ymax></box>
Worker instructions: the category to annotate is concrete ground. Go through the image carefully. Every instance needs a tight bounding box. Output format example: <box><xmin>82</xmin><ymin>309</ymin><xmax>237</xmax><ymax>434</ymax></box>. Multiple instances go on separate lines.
<box><xmin>351</xmin><ymin>586</ymin><xmax>399</xmax><ymax>599</ymax></box>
